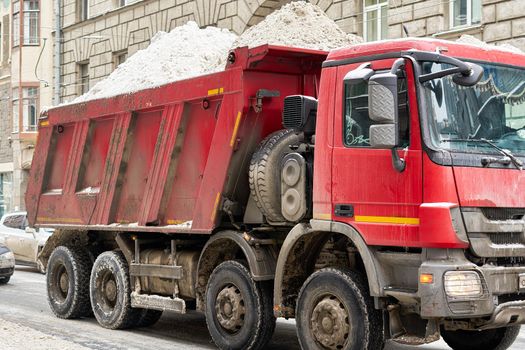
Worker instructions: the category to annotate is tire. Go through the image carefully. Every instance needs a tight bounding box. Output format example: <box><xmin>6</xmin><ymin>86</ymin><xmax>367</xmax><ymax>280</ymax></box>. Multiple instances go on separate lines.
<box><xmin>296</xmin><ymin>268</ymin><xmax>384</xmax><ymax>350</ymax></box>
<box><xmin>249</xmin><ymin>129</ymin><xmax>301</xmax><ymax>223</ymax></box>
<box><xmin>441</xmin><ymin>325</ymin><xmax>520</xmax><ymax>350</ymax></box>
<box><xmin>205</xmin><ymin>260</ymin><xmax>276</xmax><ymax>350</ymax></box>
<box><xmin>90</xmin><ymin>251</ymin><xmax>140</xmax><ymax>329</ymax></box>
<box><xmin>134</xmin><ymin>309</ymin><xmax>163</xmax><ymax>328</ymax></box>
<box><xmin>46</xmin><ymin>246</ymin><xmax>92</xmax><ymax>319</ymax></box>
<box><xmin>0</xmin><ymin>277</ymin><xmax>10</xmax><ymax>284</ymax></box>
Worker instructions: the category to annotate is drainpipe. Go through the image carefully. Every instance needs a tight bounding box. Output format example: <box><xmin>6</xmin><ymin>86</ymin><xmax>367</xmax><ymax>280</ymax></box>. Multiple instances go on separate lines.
<box><xmin>53</xmin><ymin>0</ymin><xmax>61</xmax><ymax>105</ymax></box>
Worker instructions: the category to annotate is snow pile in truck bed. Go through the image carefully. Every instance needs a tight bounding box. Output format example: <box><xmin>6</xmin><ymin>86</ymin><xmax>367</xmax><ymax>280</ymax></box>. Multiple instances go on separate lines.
<box><xmin>456</xmin><ymin>34</ymin><xmax>523</xmax><ymax>54</ymax></box>
<box><xmin>71</xmin><ymin>21</ymin><xmax>237</xmax><ymax>104</ymax></box>
<box><xmin>232</xmin><ymin>1</ymin><xmax>363</xmax><ymax>51</ymax></box>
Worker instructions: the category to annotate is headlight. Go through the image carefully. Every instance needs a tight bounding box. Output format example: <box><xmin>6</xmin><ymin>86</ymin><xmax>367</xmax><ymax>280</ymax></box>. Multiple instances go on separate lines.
<box><xmin>444</xmin><ymin>271</ymin><xmax>483</xmax><ymax>298</ymax></box>
<box><xmin>0</xmin><ymin>251</ymin><xmax>15</xmax><ymax>266</ymax></box>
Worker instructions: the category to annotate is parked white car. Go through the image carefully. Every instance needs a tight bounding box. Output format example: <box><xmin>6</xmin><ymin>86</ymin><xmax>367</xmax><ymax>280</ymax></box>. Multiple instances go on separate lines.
<box><xmin>0</xmin><ymin>212</ymin><xmax>53</xmax><ymax>273</ymax></box>
<box><xmin>0</xmin><ymin>243</ymin><xmax>15</xmax><ymax>283</ymax></box>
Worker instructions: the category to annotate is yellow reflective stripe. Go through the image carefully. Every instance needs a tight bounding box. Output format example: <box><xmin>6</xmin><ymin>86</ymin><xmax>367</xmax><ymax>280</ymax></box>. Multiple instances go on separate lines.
<box><xmin>207</xmin><ymin>87</ymin><xmax>224</xmax><ymax>96</ymax></box>
<box><xmin>355</xmin><ymin>215</ymin><xmax>420</xmax><ymax>225</ymax></box>
<box><xmin>210</xmin><ymin>192</ymin><xmax>222</xmax><ymax>222</ymax></box>
<box><xmin>40</xmin><ymin>120</ymin><xmax>49</xmax><ymax>127</ymax></box>
<box><xmin>314</xmin><ymin>213</ymin><xmax>331</xmax><ymax>220</ymax></box>
<box><xmin>37</xmin><ymin>217</ymin><xmax>83</xmax><ymax>224</ymax></box>
<box><xmin>230</xmin><ymin>112</ymin><xmax>242</xmax><ymax>147</ymax></box>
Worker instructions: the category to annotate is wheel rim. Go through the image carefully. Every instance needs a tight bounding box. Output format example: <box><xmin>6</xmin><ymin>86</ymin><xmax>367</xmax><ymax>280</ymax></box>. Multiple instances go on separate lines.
<box><xmin>54</xmin><ymin>264</ymin><xmax>69</xmax><ymax>301</ymax></box>
<box><xmin>215</xmin><ymin>284</ymin><xmax>246</xmax><ymax>334</ymax></box>
<box><xmin>310</xmin><ymin>294</ymin><xmax>350</xmax><ymax>350</ymax></box>
<box><xmin>97</xmin><ymin>269</ymin><xmax>118</xmax><ymax>312</ymax></box>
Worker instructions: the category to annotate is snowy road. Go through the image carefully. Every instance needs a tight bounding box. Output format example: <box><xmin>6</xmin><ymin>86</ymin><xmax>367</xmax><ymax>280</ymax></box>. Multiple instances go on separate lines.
<box><xmin>1</xmin><ymin>267</ymin><xmax>524</xmax><ymax>350</ymax></box>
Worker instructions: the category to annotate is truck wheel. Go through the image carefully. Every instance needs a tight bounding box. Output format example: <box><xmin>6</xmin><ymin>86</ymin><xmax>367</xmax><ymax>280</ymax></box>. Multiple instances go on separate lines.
<box><xmin>296</xmin><ymin>268</ymin><xmax>384</xmax><ymax>350</ymax></box>
<box><xmin>249</xmin><ymin>129</ymin><xmax>301</xmax><ymax>223</ymax></box>
<box><xmin>0</xmin><ymin>277</ymin><xmax>10</xmax><ymax>284</ymax></box>
<box><xmin>441</xmin><ymin>325</ymin><xmax>520</xmax><ymax>350</ymax></box>
<box><xmin>205</xmin><ymin>260</ymin><xmax>276</xmax><ymax>350</ymax></box>
<box><xmin>90</xmin><ymin>251</ymin><xmax>140</xmax><ymax>329</ymax></box>
<box><xmin>47</xmin><ymin>246</ymin><xmax>92</xmax><ymax>319</ymax></box>
<box><xmin>135</xmin><ymin>309</ymin><xmax>163</xmax><ymax>328</ymax></box>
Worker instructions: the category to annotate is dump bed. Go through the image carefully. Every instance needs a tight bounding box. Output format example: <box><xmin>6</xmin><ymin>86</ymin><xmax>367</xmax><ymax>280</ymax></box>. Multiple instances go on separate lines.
<box><xmin>26</xmin><ymin>45</ymin><xmax>326</xmax><ymax>234</ymax></box>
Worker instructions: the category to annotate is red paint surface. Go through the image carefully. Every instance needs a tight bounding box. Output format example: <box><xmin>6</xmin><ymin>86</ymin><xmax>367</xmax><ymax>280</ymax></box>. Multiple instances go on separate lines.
<box><xmin>26</xmin><ymin>45</ymin><xmax>326</xmax><ymax>233</ymax></box>
<box><xmin>26</xmin><ymin>40</ymin><xmax>525</xmax><ymax>247</ymax></box>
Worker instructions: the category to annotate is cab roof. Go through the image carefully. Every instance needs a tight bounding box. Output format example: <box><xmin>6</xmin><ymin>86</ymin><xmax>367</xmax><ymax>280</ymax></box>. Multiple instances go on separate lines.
<box><xmin>326</xmin><ymin>38</ymin><xmax>525</xmax><ymax>67</ymax></box>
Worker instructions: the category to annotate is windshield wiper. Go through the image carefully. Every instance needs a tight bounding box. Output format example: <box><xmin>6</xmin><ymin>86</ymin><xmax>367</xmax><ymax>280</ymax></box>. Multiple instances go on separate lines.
<box><xmin>442</xmin><ymin>138</ymin><xmax>523</xmax><ymax>170</ymax></box>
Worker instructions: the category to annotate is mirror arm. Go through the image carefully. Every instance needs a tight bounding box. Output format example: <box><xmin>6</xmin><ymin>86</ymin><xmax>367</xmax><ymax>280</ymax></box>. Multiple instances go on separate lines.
<box><xmin>390</xmin><ymin>58</ymin><xmax>405</xmax><ymax>74</ymax></box>
<box><xmin>419</xmin><ymin>67</ymin><xmax>462</xmax><ymax>83</ymax></box>
<box><xmin>391</xmin><ymin>148</ymin><xmax>406</xmax><ymax>172</ymax></box>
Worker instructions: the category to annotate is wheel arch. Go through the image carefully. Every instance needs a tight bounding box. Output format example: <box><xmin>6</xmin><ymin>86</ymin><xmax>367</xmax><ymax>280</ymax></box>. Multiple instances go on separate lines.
<box><xmin>274</xmin><ymin>220</ymin><xmax>387</xmax><ymax>318</ymax></box>
<box><xmin>196</xmin><ymin>230</ymin><xmax>277</xmax><ymax>311</ymax></box>
<box><xmin>38</xmin><ymin>229</ymin><xmax>116</xmax><ymax>269</ymax></box>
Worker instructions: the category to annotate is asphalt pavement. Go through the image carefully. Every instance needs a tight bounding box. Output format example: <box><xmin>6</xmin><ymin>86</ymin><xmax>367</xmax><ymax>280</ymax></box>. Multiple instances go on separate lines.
<box><xmin>1</xmin><ymin>266</ymin><xmax>524</xmax><ymax>350</ymax></box>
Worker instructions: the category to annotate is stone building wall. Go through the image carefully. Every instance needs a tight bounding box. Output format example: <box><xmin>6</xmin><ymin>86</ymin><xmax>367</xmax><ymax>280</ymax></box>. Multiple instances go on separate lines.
<box><xmin>387</xmin><ymin>0</ymin><xmax>525</xmax><ymax>50</ymax></box>
<box><xmin>0</xmin><ymin>81</ymin><xmax>12</xmax><ymax>164</ymax></box>
<box><xmin>58</xmin><ymin>0</ymin><xmax>362</xmax><ymax>101</ymax></box>
<box><xmin>59</xmin><ymin>0</ymin><xmax>525</xmax><ymax>102</ymax></box>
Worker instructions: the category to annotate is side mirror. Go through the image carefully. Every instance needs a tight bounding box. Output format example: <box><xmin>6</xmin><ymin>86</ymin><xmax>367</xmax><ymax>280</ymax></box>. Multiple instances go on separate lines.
<box><xmin>368</xmin><ymin>58</ymin><xmax>406</xmax><ymax>172</ymax></box>
<box><xmin>368</xmin><ymin>71</ymin><xmax>399</xmax><ymax>149</ymax></box>
<box><xmin>25</xmin><ymin>226</ymin><xmax>37</xmax><ymax>238</ymax></box>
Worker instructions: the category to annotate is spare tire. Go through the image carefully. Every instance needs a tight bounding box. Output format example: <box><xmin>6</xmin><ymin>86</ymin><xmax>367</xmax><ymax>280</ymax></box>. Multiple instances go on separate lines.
<box><xmin>249</xmin><ymin>129</ymin><xmax>301</xmax><ymax>223</ymax></box>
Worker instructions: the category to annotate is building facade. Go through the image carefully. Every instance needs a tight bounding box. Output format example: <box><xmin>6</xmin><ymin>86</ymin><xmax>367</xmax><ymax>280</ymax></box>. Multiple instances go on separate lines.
<box><xmin>0</xmin><ymin>0</ymin><xmax>13</xmax><ymax>216</ymax></box>
<box><xmin>57</xmin><ymin>0</ymin><xmax>525</xmax><ymax>103</ymax></box>
<box><xmin>0</xmin><ymin>0</ymin><xmax>54</xmax><ymax>213</ymax></box>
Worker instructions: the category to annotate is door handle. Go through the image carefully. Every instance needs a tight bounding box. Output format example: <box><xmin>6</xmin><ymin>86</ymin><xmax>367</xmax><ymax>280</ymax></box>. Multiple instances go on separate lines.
<box><xmin>334</xmin><ymin>204</ymin><xmax>354</xmax><ymax>217</ymax></box>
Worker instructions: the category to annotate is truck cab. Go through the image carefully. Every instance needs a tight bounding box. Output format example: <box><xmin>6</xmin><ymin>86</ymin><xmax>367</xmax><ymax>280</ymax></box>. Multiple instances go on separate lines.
<box><xmin>299</xmin><ymin>38</ymin><xmax>525</xmax><ymax>344</ymax></box>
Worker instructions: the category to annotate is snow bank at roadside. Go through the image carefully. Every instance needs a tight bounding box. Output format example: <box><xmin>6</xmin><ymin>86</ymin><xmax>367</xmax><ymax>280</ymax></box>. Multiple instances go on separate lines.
<box><xmin>0</xmin><ymin>319</ymin><xmax>89</xmax><ymax>350</ymax></box>
<box><xmin>233</xmin><ymin>1</ymin><xmax>362</xmax><ymax>51</ymax></box>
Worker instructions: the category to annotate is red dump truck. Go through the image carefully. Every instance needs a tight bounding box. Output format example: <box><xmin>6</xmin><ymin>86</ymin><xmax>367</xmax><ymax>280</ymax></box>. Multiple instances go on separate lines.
<box><xmin>27</xmin><ymin>39</ymin><xmax>525</xmax><ymax>350</ymax></box>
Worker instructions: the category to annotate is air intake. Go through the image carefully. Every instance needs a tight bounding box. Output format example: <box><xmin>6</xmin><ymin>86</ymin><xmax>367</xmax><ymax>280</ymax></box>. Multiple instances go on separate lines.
<box><xmin>282</xmin><ymin>95</ymin><xmax>317</xmax><ymax>136</ymax></box>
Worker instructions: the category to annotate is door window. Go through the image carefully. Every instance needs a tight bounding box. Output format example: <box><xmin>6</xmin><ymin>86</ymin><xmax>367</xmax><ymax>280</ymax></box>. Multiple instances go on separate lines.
<box><xmin>3</xmin><ymin>215</ymin><xmax>26</xmax><ymax>229</ymax></box>
<box><xmin>343</xmin><ymin>75</ymin><xmax>409</xmax><ymax>147</ymax></box>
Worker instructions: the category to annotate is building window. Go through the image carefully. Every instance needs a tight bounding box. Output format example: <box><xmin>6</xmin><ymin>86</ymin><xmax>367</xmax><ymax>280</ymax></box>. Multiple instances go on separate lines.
<box><xmin>12</xmin><ymin>0</ymin><xmax>39</xmax><ymax>46</ymax></box>
<box><xmin>23</xmin><ymin>0</ymin><xmax>39</xmax><ymax>45</ymax></box>
<box><xmin>113</xmin><ymin>50</ymin><xmax>127</xmax><ymax>69</ymax></box>
<box><xmin>78</xmin><ymin>62</ymin><xmax>89</xmax><ymax>95</ymax></box>
<box><xmin>119</xmin><ymin>0</ymin><xmax>139</xmax><ymax>7</ymax></box>
<box><xmin>450</xmin><ymin>0</ymin><xmax>481</xmax><ymax>28</ymax></box>
<box><xmin>12</xmin><ymin>1</ymin><xmax>20</xmax><ymax>47</ymax></box>
<box><xmin>78</xmin><ymin>0</ymin><xmax>89</xmax><ymax>21</ymax></box>
<box><xmin>13</xmin><ymin>87</ymin><xmax>39</xmax><ymax>132</ymax></box>
<box><xmin>22</xmin><ymin>87</ymin><xmax>38</xmax><ymax>131</ymax></box>
<box><xmin>363</xmin><ymin>0</ymin><xmax>388</xmax><ymax>42</ymax></box>
<box><xmin>12</xmin><ymin>88</ymin><xmax>19</xmax><ymax>133</ymax></box>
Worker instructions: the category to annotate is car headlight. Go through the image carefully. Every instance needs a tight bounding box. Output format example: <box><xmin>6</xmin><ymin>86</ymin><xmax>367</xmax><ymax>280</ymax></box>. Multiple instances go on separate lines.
<box><xmin>0</xmin><ymin>251</ymin><xmax>15</xmax><ymax>265</ymax></box>
<box><xmin>444</xmin><ymin>271</ymin><xmax>483</xmax><ymax>298</ymax></box>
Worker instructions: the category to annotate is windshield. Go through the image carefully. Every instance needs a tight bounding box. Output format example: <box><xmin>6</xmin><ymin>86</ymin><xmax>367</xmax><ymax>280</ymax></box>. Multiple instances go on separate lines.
<box><xmin>423</xmin><ymin>62</ymin><xmax>525</xmax><ymax>156</ymax></box>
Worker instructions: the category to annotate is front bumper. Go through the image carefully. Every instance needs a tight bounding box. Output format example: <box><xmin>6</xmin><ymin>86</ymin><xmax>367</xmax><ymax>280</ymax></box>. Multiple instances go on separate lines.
<box><xmin>419</xmin><ymin>250</ymin><xmax>525</xmax><ymax>329</ymax></box>
<box><xmin>0</xmin><ymin>267</ymin><xmax>14</xmax><ymax>278</ymax></box>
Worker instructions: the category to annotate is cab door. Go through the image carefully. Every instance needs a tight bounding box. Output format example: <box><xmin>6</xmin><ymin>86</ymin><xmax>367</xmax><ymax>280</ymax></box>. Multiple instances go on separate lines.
<box><xmin>331</xmin><ymin>59</ymin><xmax>423</xmax><ymax>247</ymax></box>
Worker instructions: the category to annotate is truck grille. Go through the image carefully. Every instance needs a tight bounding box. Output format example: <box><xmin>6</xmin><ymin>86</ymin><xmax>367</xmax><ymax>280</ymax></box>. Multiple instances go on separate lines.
<box><xmin>488</xmin><ymin>232</ymin><xmax>525</xmax><ymax>245</ymax></box>
<box><xmin>481</xmin><ymin>207</ymin><xmax>525</xmax><ymax>221</ymax></box>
